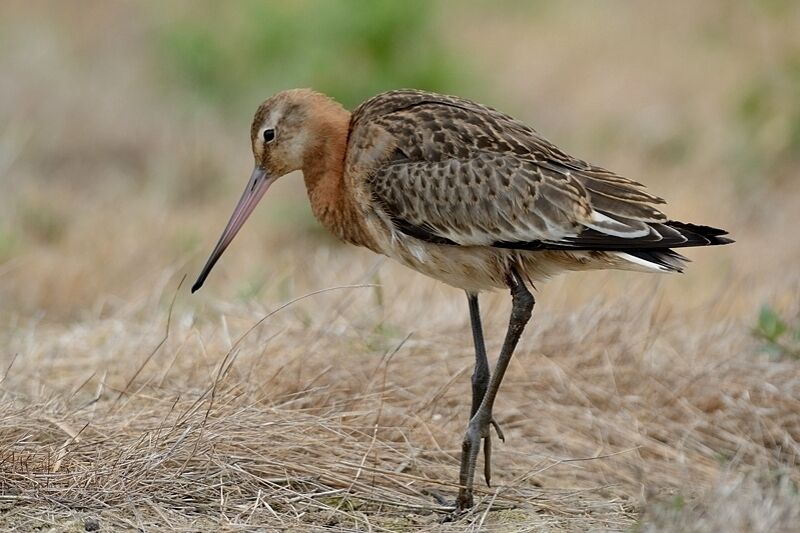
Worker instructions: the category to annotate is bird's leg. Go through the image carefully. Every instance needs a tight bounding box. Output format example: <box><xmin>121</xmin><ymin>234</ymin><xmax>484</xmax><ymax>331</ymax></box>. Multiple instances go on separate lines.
<box><xmin>467</xmin><ymin>292</ymin><xmax>489</xmax><ymax>419</ymax></box>
<box><xmin>466</xmin><ymin>292</ymin><xmax>505</xmax><ymax>488</ymax></box>
<box><xmin>457</xmin><ymin>269</ymin><xmax>534</xmax><ymax>511</ymax></box>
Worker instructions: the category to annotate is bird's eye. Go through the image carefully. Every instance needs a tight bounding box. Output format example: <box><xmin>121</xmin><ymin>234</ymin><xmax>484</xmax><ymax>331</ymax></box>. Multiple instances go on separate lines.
<box><xmin>263</xmin><ymin>128</ymin><xmax>276</xmax><ymax>143</ymax></box>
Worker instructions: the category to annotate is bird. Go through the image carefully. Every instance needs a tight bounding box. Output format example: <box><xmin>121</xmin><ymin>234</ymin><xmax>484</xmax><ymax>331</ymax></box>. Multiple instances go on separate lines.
<box><xmin>191</xmin><ymin>88</ymin><xmax>732</xmax><ymax>511</ymax></box>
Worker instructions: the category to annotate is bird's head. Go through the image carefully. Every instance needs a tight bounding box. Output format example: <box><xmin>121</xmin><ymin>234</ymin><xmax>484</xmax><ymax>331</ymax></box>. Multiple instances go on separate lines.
<box><xmin>192</xmin><ymin>89</ymin><xmax>349</xmax><ymax>293</ymax></box>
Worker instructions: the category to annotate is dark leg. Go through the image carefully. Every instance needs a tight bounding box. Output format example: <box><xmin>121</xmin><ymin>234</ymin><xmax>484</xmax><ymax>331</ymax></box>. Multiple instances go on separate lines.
<box><xmin>467</xmin><ymin>292</ymin><xmax>489</xmax><ymax>418</ymax></box>
<box><xmin>457</xmin><ymin>268</ymin><xmax>535</xmax><ymax>511</ymax></box>
<box><xmin>466</xmin><ymin>292</ymin><xmax>505</xmax><ymax>488</ymax></box>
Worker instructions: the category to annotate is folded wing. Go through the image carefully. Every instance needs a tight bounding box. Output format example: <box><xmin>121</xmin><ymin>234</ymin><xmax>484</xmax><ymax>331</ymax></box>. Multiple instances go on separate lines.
<box><xmin>350</xmin><ymin>90</ymin><xmax>731</xmax><ymax>255</ymax></box>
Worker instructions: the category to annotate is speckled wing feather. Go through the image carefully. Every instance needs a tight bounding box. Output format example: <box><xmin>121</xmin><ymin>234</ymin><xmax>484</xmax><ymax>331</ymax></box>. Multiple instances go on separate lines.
<box><xmin>349</xmin><ymin>90</ymin><xmax>725</xmax><ymax>251</ymax></box>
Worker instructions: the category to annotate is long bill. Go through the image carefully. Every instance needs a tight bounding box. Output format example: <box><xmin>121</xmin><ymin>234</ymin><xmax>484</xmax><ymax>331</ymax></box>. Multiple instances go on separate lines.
<box><xmin>192</xmin><ymin>166</ymin><xmax>274</xmax><ymax>293</ymax></box>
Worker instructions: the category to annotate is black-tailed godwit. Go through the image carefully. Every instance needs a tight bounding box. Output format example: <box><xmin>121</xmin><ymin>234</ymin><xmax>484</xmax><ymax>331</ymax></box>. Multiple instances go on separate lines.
<box><xmin>192</xmin><ymin>89</ymin><xmax>732</xmax><ymax>510</ymax></box>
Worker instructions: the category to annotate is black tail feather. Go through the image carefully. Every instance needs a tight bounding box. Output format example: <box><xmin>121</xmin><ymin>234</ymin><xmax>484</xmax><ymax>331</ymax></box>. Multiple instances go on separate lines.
<box><xmin>612</xmin><ymin>221</ymin><xmax>732</xmax><ymax>273</ymax></box>
<box><xmin>490</xmin><ymin>219</ymin><xmax>732</xmax><ymax>273</ymax></box>
<box><xmin>493</xmin><ymin>220</ymin><xmax>733</xmax><ymax>252</ymax></box>
<box><xmin>664</xmin><ymin>221</ymin><xmax>734</xmax><ymax>247</ymax></box>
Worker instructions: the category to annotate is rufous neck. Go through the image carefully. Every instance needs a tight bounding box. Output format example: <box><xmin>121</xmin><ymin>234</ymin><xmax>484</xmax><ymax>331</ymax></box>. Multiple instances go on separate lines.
<box><xmin>301</xmin><ymin>105</ymin><xmax>350</xmax><ymax>195</ymax></box>
<box><xmin>301</xmin><ymin>103</ymin><xmax>372</xmax><ymax>246</ymax></box>
<box><xmin>300</xmin><ymin>104</ymin><xmax>376</xmax><ymax>250</ymax></box>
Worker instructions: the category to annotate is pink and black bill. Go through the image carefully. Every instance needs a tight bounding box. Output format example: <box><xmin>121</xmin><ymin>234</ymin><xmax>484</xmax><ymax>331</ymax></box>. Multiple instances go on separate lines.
<box><xmin>192</xmin><ymin>166</ymin><xmax>274</xmax><ymax>293</ymax></box>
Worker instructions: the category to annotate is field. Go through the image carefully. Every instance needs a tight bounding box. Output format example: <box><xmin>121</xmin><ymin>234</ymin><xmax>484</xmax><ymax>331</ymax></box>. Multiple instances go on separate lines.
<box><xmin>1</xmin><ymin>1</ymin><xmax>799</xmax><ymax>531</ymax></box>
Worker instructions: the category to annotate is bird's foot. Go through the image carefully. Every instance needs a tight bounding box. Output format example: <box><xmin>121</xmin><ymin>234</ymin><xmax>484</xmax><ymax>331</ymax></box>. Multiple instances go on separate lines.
<box><xmin>422</xmin><ymin>489</ymin><xmax>467</xmax><ymax>523</ymax></box>
<box><xmin>483</xmin><ymin>417</ymin><xmax>505</xmax><ymax>487</ymax></box>
<box><xmin>441</xmin><ymin>507</ymin><xmax>469</xmax><ymax>523</ymax></box>
<box><xmin>456</xmin><ymin>412</ymin><xmax>505</xmax><ymax>511</ymax></box>
<box><xmin>434</xmin><ymin>417</ymin><xmax>505</xmax><ymax>522</ymax></box>
<box><xmin>491</xmin><ymin>418</ymin><xmax>505</xmax><ymax>442</ymax></box>
<box><xmin>424</xmin><ymin>489</ymin><xmax>451</xmax><ymax>508</ymax></box>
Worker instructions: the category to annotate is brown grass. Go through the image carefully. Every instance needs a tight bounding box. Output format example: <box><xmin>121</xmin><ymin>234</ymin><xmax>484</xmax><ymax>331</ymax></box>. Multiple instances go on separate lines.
<box><xmin>1</xmin><ymin>1</ymin><xmax>799</xmax><ymax>531</ymax></box>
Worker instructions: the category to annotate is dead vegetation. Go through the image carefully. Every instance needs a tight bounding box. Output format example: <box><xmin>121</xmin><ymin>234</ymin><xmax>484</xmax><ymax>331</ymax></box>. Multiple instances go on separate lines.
<box><xmin>1</xmin><ymin>1</ymin><xmax>799</xmax><ymax>531</ymax></box>
<box><xmin>2</xmin><ymin>275</ymin><xmax>798</xmax><ymax>531</ymax></box>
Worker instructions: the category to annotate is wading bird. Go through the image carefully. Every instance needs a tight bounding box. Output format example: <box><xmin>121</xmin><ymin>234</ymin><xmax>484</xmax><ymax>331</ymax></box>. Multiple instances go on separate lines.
<box><xmin>192</xmin><ymin>89</ymin><xmax>732</xmax><ymax>510</ymax></box>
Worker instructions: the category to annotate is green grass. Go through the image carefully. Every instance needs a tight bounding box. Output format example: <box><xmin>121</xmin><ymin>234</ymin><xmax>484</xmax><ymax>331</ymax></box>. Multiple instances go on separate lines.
<box><xmin>754</xmin><ymin>305</ymin><xmax>800</xmax><ymax>360</ymax></box>
<box><xmin>156</xmin><ymin>0</ymin><xmax>466</xmax><ymax>115</ymax></box>
<box><xmin>731</xmin><ymin>47</ymin><xmax>800</xmax><ymax>185</ymax></box>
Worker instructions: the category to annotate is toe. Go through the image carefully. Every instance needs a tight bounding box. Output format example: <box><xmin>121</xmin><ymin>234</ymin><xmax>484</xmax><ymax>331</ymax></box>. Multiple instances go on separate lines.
<box><xmin>483</xmin><ymin>435</ymin><xmax>492</xmax><ymax>487</ymax></box>
<box><xmin>491</xmin><ymin>419</ymin><xmax>505</xmax><ymax>442</ymax></box>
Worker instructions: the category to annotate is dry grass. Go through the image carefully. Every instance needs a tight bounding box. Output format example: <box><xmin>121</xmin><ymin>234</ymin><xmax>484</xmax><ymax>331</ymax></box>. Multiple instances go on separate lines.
<box><xmin>2</xmin><ymin>1</ymin><xmax>800</xmax><ymax>531</ymax></box>
<box><xmin>2</xmin><ymin>274</ymin><xmax>799</xmax><ymax>531</ymax></box>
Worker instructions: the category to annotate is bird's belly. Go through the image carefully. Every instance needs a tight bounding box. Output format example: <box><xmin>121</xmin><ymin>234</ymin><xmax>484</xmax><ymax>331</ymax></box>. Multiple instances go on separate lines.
<box><xmin>391</xmin><ymin>241</ymin><xmax>509</xmax><ymax>291</ymax></box>
<box><xmin>378</xmin><ymin>233</ymin><xmax>587</xmax><ymax>292</ymax></box>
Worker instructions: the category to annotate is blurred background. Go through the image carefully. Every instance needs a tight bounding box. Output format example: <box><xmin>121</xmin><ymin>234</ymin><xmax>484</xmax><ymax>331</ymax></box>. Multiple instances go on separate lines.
<box><xmin>1</xmin><ymin>0</ymin><xmax>799</xmax><ymax>529</ymax></box>
<box><xmin>0</xmin><ymin>0</ymin><xmax>800</xmax><ymax>320</ymax></box>
<box><xmin>0</xmin><ymin>0</ymin><xmax>798</xmax><ymax>321</ymax></box>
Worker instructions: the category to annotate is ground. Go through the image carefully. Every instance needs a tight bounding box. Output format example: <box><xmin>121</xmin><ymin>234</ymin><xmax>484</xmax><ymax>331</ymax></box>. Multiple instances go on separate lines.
<box><xmin>1</xmin><ymin>1</ymin><xmax>799</xmax><ymax>531</ymax></box>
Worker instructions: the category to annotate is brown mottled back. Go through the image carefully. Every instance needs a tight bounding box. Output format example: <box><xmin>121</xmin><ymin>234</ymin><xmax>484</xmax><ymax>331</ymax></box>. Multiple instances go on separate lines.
<box><xmin>348</xmin><ymin>89</ymin><xmax>670</xmax><ymax>248</ymax></box>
